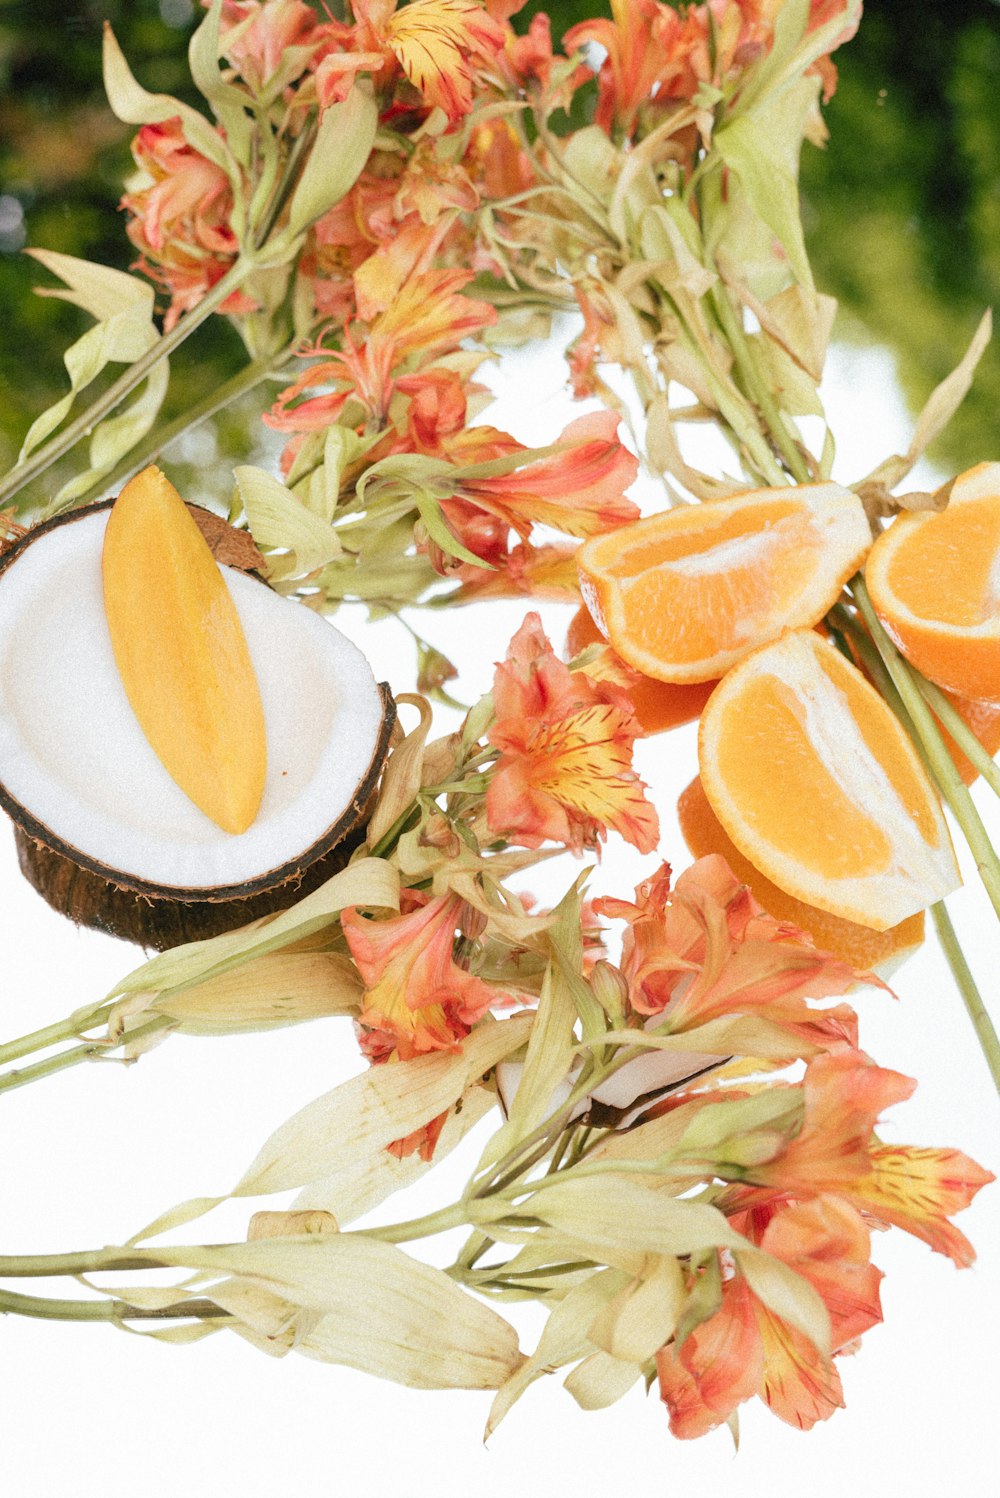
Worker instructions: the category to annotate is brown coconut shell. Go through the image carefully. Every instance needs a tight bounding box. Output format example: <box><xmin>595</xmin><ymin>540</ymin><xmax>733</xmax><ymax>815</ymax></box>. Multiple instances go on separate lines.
<box><xmin>0</xmin><ymin>501</ymin><xmax>397</xmax><ymax>949</ymax></box>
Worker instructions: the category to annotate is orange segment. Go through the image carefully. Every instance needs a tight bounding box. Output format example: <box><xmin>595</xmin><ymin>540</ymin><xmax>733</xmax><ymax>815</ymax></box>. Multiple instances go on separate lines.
<box><xmin>102</xmin><ymin>466</ymin><xmax>267</xmax><ymax>835</ymax></box>
<box><xmin>564</xmin><ymin>605</ymin><xmax>717</xmax><ymax>734</ymax></box>
<box><xmin>866</xmin><ymin>462</ymin><xmax>1000</xmax><ymax>702</ymax></box>
<box><xmin>938</xmin><ymin>690</ymin><xmax>1000</xmax><ymax>785</ymax></box>
<box><xmin>577</xmin><ymin>483</ymin><xmax>871</xmax><ymax>683</ymax></box>
<box><xmin>678</xmin><ymin>774</ymin><xmax>924</xmax><ymax>974</ymax></box>
<box><xmin>698</xmin><ymin>629</ymin><xmax>960</xmax><ymax>930</ymax></box>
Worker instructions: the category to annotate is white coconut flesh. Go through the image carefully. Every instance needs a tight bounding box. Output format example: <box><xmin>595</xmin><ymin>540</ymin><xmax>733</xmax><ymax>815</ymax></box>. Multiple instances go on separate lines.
<box><xmin>0</xmin><ymin>508</ymin><xmax>386</xmax><ymax>892</ymax></box>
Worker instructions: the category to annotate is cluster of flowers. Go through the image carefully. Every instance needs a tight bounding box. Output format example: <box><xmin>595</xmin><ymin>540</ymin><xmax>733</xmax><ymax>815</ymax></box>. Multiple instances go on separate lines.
<box><xmin>7</xmin><ymin>0</ymin><xmax>993</xmax><ymax>1448</ymax></box>
<box><xmin>81</xmin><ymin>608</ymin><xmax>989</xmax><ymax>1438</ymax></box>
<box><xmin>115</xmin><ymin>0</ymin><xmax>861</xmax><ymax>621</ymax></box>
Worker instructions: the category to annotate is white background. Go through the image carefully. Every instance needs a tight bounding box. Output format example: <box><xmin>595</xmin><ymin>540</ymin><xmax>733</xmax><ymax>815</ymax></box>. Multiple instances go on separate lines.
<box><xmin>2</xmin><ymin>336</ymin><xmax>997</xmax><ymax>1497</ymax></box>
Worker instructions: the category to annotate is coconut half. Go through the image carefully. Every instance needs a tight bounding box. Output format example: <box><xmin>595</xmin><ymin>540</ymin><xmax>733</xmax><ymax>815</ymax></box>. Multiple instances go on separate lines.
<box><xmin>0</xmin><ymin>501</ymin><xmax>395</xmax><ymax>947</ymax></box>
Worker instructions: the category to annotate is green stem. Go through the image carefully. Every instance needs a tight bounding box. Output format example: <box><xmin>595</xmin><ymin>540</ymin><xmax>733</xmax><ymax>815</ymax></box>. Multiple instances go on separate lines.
<box><xmin>0</xmin><ymin>258</ymin><xmax>255</xmax><ymax>512</ymax></box>
<box><xmin>0</xmin><ymin>1287</ymin><xmax>230</xmax><ymax>1323</ymax></box>
<box><xmin>0</xmin><ymin>1248</ymin><xmax>169</xmax><ymax>1277</ymax></box>
<box><xmin>47</xmin><ymin>351</ymin><xmax>290</xmax><ymax>518</ymax></box>
<box><xmin>710</xmin><ymin>284</ymin><xmax>812</xmax><ymax>484</ymax></box>
<box><xmin>0</xmin><ymin>1016</ymin><xmax>174</xmax><ymax>1097</ymax></box>
<box><xmin>852</xmin><ymin>575</ymin><xmax>1000</xmax><ymax>922</ymax></box>
<box><xmin>931</xmin><ymin>902</ymin><xmax>1000</xmax><ymax>1095</ymax></box>
<box><xmin>913</xmin><ymin>676</ymin><xmax>1000</xmax><ymax>801</ymax></box>
<box><xmin>359</xmin><ymin>1199</ymin><xmax>468</xmax><ymax>1244</ymax></box>
<box><xmin>0</xmin><ymin>1004</ymin><xmax>110</xmax><ymax>1067</ymax></box>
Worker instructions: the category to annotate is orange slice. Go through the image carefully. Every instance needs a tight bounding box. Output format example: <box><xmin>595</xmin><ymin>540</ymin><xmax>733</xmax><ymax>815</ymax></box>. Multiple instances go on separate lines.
<box><xmin>698</xmin><ymin>629</ymin><xmax>960</xmax><ymax>930</ymax></box>
<box><xmin>678</xmin><ymin>774</ymin><xmax>924</xmax><ymax>973</ymax></box>
<box><xmin>102</xmin><ymin>466</ymin><xmax>267</xmax><ymax>835</ymax></box>
<box><xmin>938</xmin><ymin>690</ymin><xmax>1000</xmax><ymax>785</ymax></box>
<box><xmin>577</xmin><ymin>483</ymin><xmax>871</xmax><ymax>683</ymax></box>
<box><xmin>866</xmin><ymin>462</ymin><xmax>1000</xmax><ymax>703</ymax></box>
<box><xmin>565</xmin><ymin>605</ymin><xmax>717</xmax><ymax>734</ymax></box>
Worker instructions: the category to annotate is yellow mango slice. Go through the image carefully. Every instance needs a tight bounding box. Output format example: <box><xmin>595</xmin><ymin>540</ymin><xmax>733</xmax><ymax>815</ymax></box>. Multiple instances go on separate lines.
<box><xmin>102</xmin><ymin>466</ymin><xmax>266</xmax><ymax>836</ymax></box>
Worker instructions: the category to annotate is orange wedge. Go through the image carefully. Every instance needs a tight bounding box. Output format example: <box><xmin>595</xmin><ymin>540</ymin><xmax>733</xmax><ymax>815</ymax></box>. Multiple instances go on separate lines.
<box><xmin>678</xmin><ymin>774</ymin><xmax>925</xmax><ymax>972</ymax></box>
<box><xmin>102</xmin><ymin>466</ymin><xmax>267</xmax><ymax>835</ymax></box>
<box><xmin>698</xmin><ymin>629</ymin><xmax>960</xmax><ymax>930</ymax></box>
<box><xmin>866</xmin><ymin>462</ymin><xmax>1000</xmax><ymax>703</ymax></box>
<box><xmin>565</xmin><ymin>605</ymin><xmax>717</xmax><ymax>734</ymax></box>
<box><xmin>938</xmin><ymin>690</ymin><xmax>1000</xmax><ymax>785</ymax></box>
<box><xmin>577</xmin><ymin>483</ymin><xmax>871</xmax><ymax>683</ymax></box>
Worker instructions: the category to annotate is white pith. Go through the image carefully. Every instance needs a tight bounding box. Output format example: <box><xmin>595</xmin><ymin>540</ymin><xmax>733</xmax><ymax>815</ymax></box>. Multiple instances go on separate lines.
<box><xmin>0</xmin><ymin>509</ymin><xmax>384</xmax><ymax>890</ymax></box>
<box><xmin>701</xmin><ymin>633</ymin><xmax>961</xmax><ymax>930</ymax></box>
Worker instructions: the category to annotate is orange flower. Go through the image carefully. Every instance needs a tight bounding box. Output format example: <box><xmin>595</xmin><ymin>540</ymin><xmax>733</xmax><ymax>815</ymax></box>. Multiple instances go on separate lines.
<box><xmin>565</xmin><ymin>0</ymin><xmax>704</xmax><ymax>137</ymax></box>
<box><xmin>343</xmin><ymin>889</ymin><xmax>510</xmax><ymax>1063</ymax></box>
<box><xmin>657</xmin><ymin>1194</ymin><xmax>883</xmax><ymax>1437</ymax></box>
<box><xmin>750</xmin><ymin>1048</ymin><xmax>914</xmax><ymax>1195</ymax></box>
<box><xmin>382</xmin><ymin>0</ymin><xmax>506</xmax><ymax>125</ymax></box>
<box><xmin>121</xmin><ymin>119</ymin><xmax>252</xmax><ymax>330</ymax></box>
<box><xmin>266</xmin><ymin>267</ymin><xmax>496</xmax><ymax>432</ymax></box>
<box><xmin>738</xmin><ymin>1048</ymin><xmax>996</xmax><ymax>1266</ymax></box>
<box><xmin>216</xmin><ymin>0</ymin><xmax>319</xmax><ymax>92</ymax></box>
<box><xmin>848</xmin><ymin>1144</ymin><xmax>995</xmax><ymax>1267</ymax></box>
<box><xmin>455</xmin><ymin>411</ymin><xmax>640</xmax><ymax>541</ymax></box>
<box><xmin>340</xmin><ymin>0</ymin><xmax>505</xmax><ymax>127</ymax></box>
<box><xmin>486</xmin><ymin>612</ymin><xmax>658</xmax><ymax>854</ymax></box>
<box><xmin>448</xmin><ymin>541</ymin><xmax>582</xmax><ymax>602</ymax></box>
<box><xmin>595</xmin><ymin>856</ymin><xmax>863</xmax><ymax>1052</ymax></box>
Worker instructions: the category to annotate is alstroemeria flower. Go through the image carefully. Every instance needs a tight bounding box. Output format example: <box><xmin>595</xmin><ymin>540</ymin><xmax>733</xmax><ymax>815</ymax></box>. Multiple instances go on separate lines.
<box><xmin>657</xmin><ymin>1193</ymin><xmax>884</xmax><ymax>1436</ymax></box>
<box><xmin>122</xmin><ymin>118</ymin><xmax>252</xmax><ymax>330</ymax></box>
<box><xmin>595</xmin><ymin>856</ymin><xmax>864</xmax><ymax>1052</ymax></box>
<box><xmin>266</xmin><ymin>268</ymin><xmax>497</xmax><ymax>432</ymax></box>
<box><xmin>487</xmin><ymin>612</ymin><xmax>659</xmax><ymax>854</ymax></box>
<box><xmin>455</xmin><ymin>411</ymin><xmax>640</xmax><ymax>541</ymax></box>
<box><xmin>214</xmin><ymin>0</ymin><xmax>319</xmax><ymax>92</ymax></box>
<box><xmin>342</xmin><ymin>889</ymin><xmax>511</xmax><ymax>1062</ymax></box>
<box><xmin>342</xmin><ymin>0</ymin><xmax>505</xmax><ymax>127</ymax></box>
<box><xmin>735</xmin><ymin>1048</ymin><xmax>996</xmax><ymax>1266</ymax></box>
<box><xmin>448</xmin><ymin>541</ymin><xmax>582</xmax><ymax>602</ymax></box>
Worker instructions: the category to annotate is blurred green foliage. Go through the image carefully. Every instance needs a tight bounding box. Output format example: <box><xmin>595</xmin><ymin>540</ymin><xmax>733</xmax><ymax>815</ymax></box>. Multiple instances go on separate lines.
<box><xmin>0</xmin><ymin>0</ymin><xmax>996</xmax><ymax>484</ymax></box>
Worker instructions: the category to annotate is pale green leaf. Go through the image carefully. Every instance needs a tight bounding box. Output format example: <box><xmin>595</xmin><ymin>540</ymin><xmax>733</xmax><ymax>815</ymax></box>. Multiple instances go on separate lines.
<box><xmin>642</xmin><ymin>203</ymin><xmax>717</xmax><ymax>299</ymax></box>
<box><xmin>51</xmin><ymin>359</ymin><xmax>171</xmax><ymax>508</ymax></box>
<box><xmin>749</xmin><ymin>332</ymin><xmax>824</xmax><ymax>417</ymax></box>
<box><xmin>486</xmin><ymin>1267</ymin><xmax>627</xmax><ymax>1436</ymax></box>
<box><xmin>365</xmin><ymin>694</ymin><xmax>432</xmax><ymax>847</ymax></box>
<box><xmin>564</xmin><ymin>1350</ymin><xmax>642</xmax><ymax>1411</ymax></box>
<box><xmin>715</xmin><ymin>75</ymin><xmax>821</xmax><ymax>295</ymax></box>
<box><xmin>476</xmin><ymin>956</ymin><xmax>578</xmax><ymax>1171</ymax></box>
<box><xmin>18</xmin><ymin>302</ymin><xmax>159</xmax><ymax>464</ymax></box>
<box><xmin>234</xmin><ymin>1012</ymin><xmax>534</xmax><ymax>1196</ymax></box>
<box><xmin>587</xmin><ymin>1254</ymin><xmax>684</xmax><ymax>1364</ymax></box>
<box><xmin>561</xmin><ymin>126</ymin><xmax>620</xmax><ymax>209</ymax></box>
<box><xmin>152</xmin><ymin>951</ymin><xmax>362</xmax><ymax>1034</ymax></box>
<box><xmin>188</xmin><ymin>0</ymin><xmax>254</xmax><ymax>161</ymax></box>
<box><xmin>736</xmin><ymin>1245</ymin><xmax>831</xmax><ymax>1359</ymax></box>
<box><xmin>107</xmin><ymin>857</ymin><xmax>400</xmax><ymax>1004</ymax></box>
<box><xmin>286</xmin><ymin>86</ymin><xmax>378</xmax><ymax>238</ymax></box>
<box><xmin>235</xmin><ymin>464</ymin><xmax>342</xmax><ymax>576</ymax></box>
<box><xmin>158</xmin><ymin>1237</ymin><xmax>522</xmax><ymax>1390</ymax></box>
<box><xmin>519</xmin><ymin>1177</ymin><xmax>742</xmax><ymax>1260</ymax></box>
<box><xmin>293</xmin><ymin>1084</ymin><xmax>496</xmax><ymax>1225</ymax></box>
<box><xmin>102</xmin><ymin>23</ymin><xmax>235</xmax><ymax>176</ymax></box>
<box><xmin>26</xmin><ymin>248</ymin><xmax>154</xmax><ymax>322</ymax></box>
<box><xmin>859</xmin><ymin>309</ymin><xmax>992</xmax><ymax>490</ymax></box>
